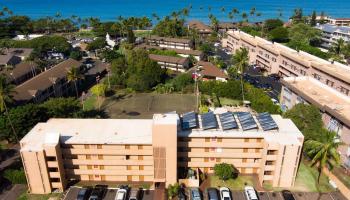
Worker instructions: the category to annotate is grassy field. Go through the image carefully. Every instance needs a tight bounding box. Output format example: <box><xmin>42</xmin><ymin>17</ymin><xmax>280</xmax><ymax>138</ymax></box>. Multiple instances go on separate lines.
<box><xmin>102</xmin><ymin>93</ymin><xmax>196</xmax><ymax>119</ymax></box>
<box><xmin>17</xmin><ymin>193</ymin><xmax>62</xmax><ymax>200</ymax></box>
<box><xmin>134</xmin><ymin>30</ymin><xmax>152</xmax><ymax>37</ymax></box>
<box><xmin>210</xmin><ymin>175</ymin><xmax>255</xmax><ymax>191</ymax></box>
<box><xmin>289</xmin><ymin>161</ymin><xmax>334</xmax><ymax>192</ymax></box>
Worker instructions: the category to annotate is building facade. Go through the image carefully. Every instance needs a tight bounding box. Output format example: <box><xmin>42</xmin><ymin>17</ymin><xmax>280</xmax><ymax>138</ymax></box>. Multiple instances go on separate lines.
<box><xmin>149</xmin><ymin>54</ymin><xmax>190</xmax><ymax>72</ymax></box>
<box><xmin>146</xmin><ymin>36</ymin><xmax>193</xmax><ymax>50</ymax></box>
<box><xmin>316</xmin><ymin>24</ymin><xmax>350</xmax><ymax>48</ymax></box>
<box><xmin>21</xmin><ymin>112</ymin><xmax>303</xmax><ymax>194</ymax></box>
<box><xmin>225</xmin><ymin>30</ymin><xmax>350</xmax><ymax>97</ymax></box>
<box><xmin>280</xmin><ymin>77</ymin><xmax>350</xmax><ymax>166</ymax></box>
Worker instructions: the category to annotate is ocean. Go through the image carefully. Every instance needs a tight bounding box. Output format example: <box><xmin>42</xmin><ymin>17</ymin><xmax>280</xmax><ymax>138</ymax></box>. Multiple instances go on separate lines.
<box><xmin>1</xmin><ymin>0</ymin><xmax>349</xmax><ymax>23</ymax></box>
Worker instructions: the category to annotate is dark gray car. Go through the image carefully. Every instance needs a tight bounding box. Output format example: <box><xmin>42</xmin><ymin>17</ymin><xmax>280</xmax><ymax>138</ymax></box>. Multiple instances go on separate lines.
<box><xmin>206</xmin><ymin>188</ymin><xmax>219</xmax><ymax>200</ymax></box>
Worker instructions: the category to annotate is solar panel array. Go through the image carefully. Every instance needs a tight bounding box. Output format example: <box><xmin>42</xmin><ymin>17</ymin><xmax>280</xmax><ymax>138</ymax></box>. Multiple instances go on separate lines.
<box><xmin>180</xmin><ymin>111</ymin><xmax>277</xmax><ymax>132</ymax></box>
<box><xmin>236</xmin><ymin>112</ymin><xmax>258</xmax><ymax>131</ymax></box>
<box><xmin>200</xmin><ymin>111</ymin><xmax>217</xmax><ymax>130</ymax></box>
<box><xmin>257</xmin><ymin>112</ymin><xmax>278</xmax><ymax>131</ymax></box>
<box><xmin>181</xmin><ymin>111</ymin><xmax>197</xmax><ymax>130</ymax></box>
<box><xmin>219</xmin><ymin>112</ymin><xmax>238</xmax><ymax>130</ymax></box>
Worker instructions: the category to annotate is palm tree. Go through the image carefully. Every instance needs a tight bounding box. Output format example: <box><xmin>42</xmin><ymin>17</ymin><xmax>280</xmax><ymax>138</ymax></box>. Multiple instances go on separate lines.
<box><xmin>67</xmin><ymin>67</ymin><xmax>84</xmax><ymax>98</ymax></box>
<box><xmin>241</xmin><ymin>12</ymin><xmax>248</xmax><ymax>22</ymax></box>
<box><xmin>304</xmin><ymin>130</ymin><xmax>342</xmax><ymax>183</ymax></box>
<box><xmin>221</xmin><ymin>7</ymin><xmax>226</xmax><ymax>13</ymax></box>
<box><xmin>232</xmin><ymin>48</ymin><xmax>249</xmax><ymax>101</ymax></box>
<box><xmin>331</xmin><ymin>38</ymin><xmax>345</xmax><ymax>55</ymax></box>
<box><xmin>209</xmin><ymin>14</ymin><xmax>219</xmax><ymax>32</ymax></box>
<box><xmin>0</xmin><ymin>75</ymin><xmax>18</xmax><ymax>143</ymax></box>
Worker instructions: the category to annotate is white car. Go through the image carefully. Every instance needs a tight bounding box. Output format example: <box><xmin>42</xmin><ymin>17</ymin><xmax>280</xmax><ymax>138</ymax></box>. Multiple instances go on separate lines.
<box><xmin>115</xmin><ymin>189</ymin><xmax>127</xmax><ymax>200</ymax></box>
<box><xmin>219</xmin><ymin>187</ymin><xmax>231</xmax><ymax>200</ymax></box>
<box><xmin>244</xmin><ymin>186</ymin><xmax>258</xmax><ymax>200</ymax></box>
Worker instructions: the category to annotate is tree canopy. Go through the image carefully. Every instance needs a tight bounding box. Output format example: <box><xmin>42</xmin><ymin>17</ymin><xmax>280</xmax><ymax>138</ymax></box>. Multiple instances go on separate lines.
<box><xmin>214</xmin><ymin>163</ymin><xmax>239</xmax><ymax>180</ymax></box>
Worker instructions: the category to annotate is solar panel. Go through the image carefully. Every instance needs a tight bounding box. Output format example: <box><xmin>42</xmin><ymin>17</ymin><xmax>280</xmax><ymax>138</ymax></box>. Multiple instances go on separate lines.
<box><xmin>257</xmin><ymin>112</ymin><xmax>278</xmax><ymax>131</ymax></box>
<box><xmin>236</xmin><ymin>112</ymin><xmax>257</xmax><ymax>131</ymax></box>
<box><xmin>219</xmin><ymin>112</ymin><xmax>238</xmax><ymax>130</ymax></box>
<box><xmin>200</xmin><ymin>111</ymin><xmax>217</xmax><ymax>130</ymax></box>
<box><xmin>181</xmin><ymin>111</ymin><xmax>197</xmax><ymax>130</ymax></box>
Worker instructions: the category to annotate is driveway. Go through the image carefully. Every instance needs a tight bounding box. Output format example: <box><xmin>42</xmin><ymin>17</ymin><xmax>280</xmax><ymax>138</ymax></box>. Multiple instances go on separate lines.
<box><xmin>64</xmin><ymin>187</ymin><xmax>154</xmax><ymax>200</ymax></box>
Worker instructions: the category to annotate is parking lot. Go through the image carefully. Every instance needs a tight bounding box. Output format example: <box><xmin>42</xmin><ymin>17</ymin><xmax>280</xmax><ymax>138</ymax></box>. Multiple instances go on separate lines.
<box><xmin>64</xmin><ymin>187</ymin><xmax>154</xmax><ymax>200</ymax></box>
<box><xmin>233</xmin><ymin>191</ymin><xmax>347</xmax><ymax>200</ymax></box>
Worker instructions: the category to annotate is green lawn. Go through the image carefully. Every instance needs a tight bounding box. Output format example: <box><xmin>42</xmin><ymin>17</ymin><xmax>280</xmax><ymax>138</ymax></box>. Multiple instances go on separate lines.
<box><xmin>291</xmin><ymin>161</ymin><xmax>334</xmax><ymax>192</ymax></box>
<box><xmin>219</xmin><ymin>97</ymin><xmax>241</xmax><ymax>106</ymax></box>
<box><xmin>83</xmin><ymin>94</ymin><xmax>97</xmax><ymax>111</ymax></box>
<box><xmin>17</xmin><ymin>193</ymin><xmax>62</xmax><ymax>200</ymax></box>
<box><xmin>134</xmin><ymin>30</ymin><xmax>152</xmax><ymax>37</ymax></box>
<box><xmin>210</xmin><ymin>175</ymin><xmax>254</xmax><ymax>191</ymax></box>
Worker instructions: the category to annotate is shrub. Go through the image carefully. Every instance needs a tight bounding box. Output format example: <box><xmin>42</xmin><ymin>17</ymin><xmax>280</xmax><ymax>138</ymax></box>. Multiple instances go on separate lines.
<box><xmin>214</xmin><ymin>163</ymin><xmax>239</xmax><ymax>181</ymax></box>
<box><xmin>167</xmin><ymin>183</ymin><xmax>180</xmax><ymax>199</ymax></box>
<box><xmin>3</xmin><ymin>169</ymin><xmax>26</xmax><ymax>184</ymax></box>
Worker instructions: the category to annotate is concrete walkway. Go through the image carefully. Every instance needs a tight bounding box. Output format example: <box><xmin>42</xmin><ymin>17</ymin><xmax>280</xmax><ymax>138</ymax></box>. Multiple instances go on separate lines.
<box><xmin>324</xmin><ymin>168</ymin><xmax>350</xmax><ymax>199</ymax></box>
<box><xmin>0</xmin><ymin>184</ymin><xmax>26</xmax><ymax>200</ymax></box>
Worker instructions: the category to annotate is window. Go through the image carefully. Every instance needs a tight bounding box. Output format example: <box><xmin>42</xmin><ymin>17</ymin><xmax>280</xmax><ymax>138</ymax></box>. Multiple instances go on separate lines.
<box><xmin>264</xmin><ymin>171</ymin><xmax>273</xmax><ymax>175</ymax></box>
<box><xmin>341</xmin><ymin>87</ymin><xmax>349</xmax><ymax>95</ymax></box>
<box><xmin>125</xmin><ymin>145</ymin><xmax>130</xmax><ymax>150</ymax></box>
<box><xmin>138</xmin><ymin>145</ymin><xmax>143</xmax><ymax>150</ymax></box>
<box><xmin>97</xmin><ymin>144</ymin><xmax>102</xmax><ymax>149</ymax></box>
<box><xmin>255</xmin><ymin>149</ymin><xmax>260</xmax><ymax>153</ymax></box>
<box><xmin>244</xmin><ymin>138</ymin><xmax>249</xmax><ymax>142</ymax></box>
<box><xmin>100</xmin><ymin>165</ymin><xmax>104</xmax><ymax>170</ymax></box>
<box><xmin>98</xmin><ymin>155</ymin><xmax>103</xmax><ymax>160</ymax></box>
<box><xmin>217</xmin><ymin>138</ymin><xmax>222</xmax><ymax>142</ymax></box>
<box><xmin>205</xmin><ymin>148</ymin><xmax>209</xmax><ymax>152</ymax></box>
<box><xmin>242</xmin><ymin>158</ymin><xmax>247</xmax><ymax>163</ymax></box>
<box><xmin>205</xmin><ymin>138</ymin><xmax>210</xmax><ymax>142</ymax></box>
<box><xmin>204</xmin><ymin>158</ymin><xmax>209</xmax><ymax>162</ymax></box>
<box><xmin>216</xmin><ymin>158</ymin><xmax>221</xmax><ymax>162</ymax></box>
<box><xmin>87</xmin><ymin>165</ymin><xmax>92</xmax><ymax>169</ymax></box>
<box><xmin>138</xmin><ymin>155</ymin><xmax>143</xmax><ymax>160</ymax></box>
<box><xmin>300</xmin><ymin>69</ymin><xmax>306</xmax><ymax>75</ymax></box>
<box><xmin>139</xmin><ymin>166</ymin><xmax>144</xmax><ymax>170</ymax></box>
<box><xmin>257</xmin><ymin>138</ymin><xmax>262</xmax><ymax>143</ymax></box>
<box><xmin>126</xmin><ymin>155</ymin><xmax>130</xmax><ymax>160</ymax></box>
<box><xmin>265</xmin><ymin>161</ymin><xmax>274</xmax><ymax>165</ymax></box>
<box><xmin>272</xmin><ymin>57</ymin><xmax>276</xmax><ymax>62</ymax></box>
<box><xmin>84</xmin><ymin>144</ymin><xmax>89</xmax><ymax>149</ymax></box>
<box><xmin>267</xmin><ymin>150</ymin><xmax>277</xmax><ymax>155</ymax></box>
<box><xmin>313</xmin><ymin>73</ymin><xmax>321</xmax><ymax>80</ymax></box>
<box><xmin>282</xmin><ymin>60</ymin><xmax>288</xmax><ymax>65</ymax></box>
<box><xmin>139</xmin><ymin>175</ymin><xmax>144</xmax><ymax>181</ymax></box>
<box><xmin>325</xmin><ymin>79</ymin><xmax>334</xmax><ymax>87</ymax></box>
<box><xmin>211</xmin><ymin>137</ymin><xmax>217</xmax><ymax>142</ymax></box>
<box><xmin>127</xmin><ymin>166</ymin><xmax>131</xmax><ymax>170</ymax></box>
<box><xmin>243</xmin><ymin>148</ymin><xmax>248</xmax><ymax>153</ymax></box>
<box><xmin>210</xmin><ymin>157</ymin><xmax>215</xmax><ymax>161</ymax></box>
<box><xmin>94</xmin><ymin>165</ymin><xmax>98</xmax><ymax>168</ymax></box>
<box><xmin>86</xmin><ymin>155</ymin><xmax>91</xmax><ymax>160</ymax></box>
<box><xmin>46</xmin><ymin>156</ymin><xmax>56</xmax><ymax>161</ymax></box>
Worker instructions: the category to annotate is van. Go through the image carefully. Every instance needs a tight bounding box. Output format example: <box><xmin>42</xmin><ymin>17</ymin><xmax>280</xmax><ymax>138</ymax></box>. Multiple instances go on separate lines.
<box><xmin>128</xmin><ymin>188</ymin><xmax>140</xmax><ymax>200</ymax></box>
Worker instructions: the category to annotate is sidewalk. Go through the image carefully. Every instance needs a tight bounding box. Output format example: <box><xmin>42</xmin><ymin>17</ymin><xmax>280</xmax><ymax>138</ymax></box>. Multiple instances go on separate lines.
<box><xmin>323</xmin><ymin>168</ymin><xmax>350</xmax><ymax>199</ymax></box>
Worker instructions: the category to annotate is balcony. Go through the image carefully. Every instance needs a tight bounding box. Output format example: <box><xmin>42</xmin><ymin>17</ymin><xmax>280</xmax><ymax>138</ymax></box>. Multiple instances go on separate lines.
<box><xmin>47</xmin><ymin>161</ymin><xmax>59</xmax><ymax>168</ymax></box>
<box><xmin>49</xmin><ymin>172</ymin><xmax>61</xmax><ymax>178</ymax></box>
<box><xmin>178</xmin><ymin>152</ymin><xmax>262</xmax><ymax>158</ymax></box>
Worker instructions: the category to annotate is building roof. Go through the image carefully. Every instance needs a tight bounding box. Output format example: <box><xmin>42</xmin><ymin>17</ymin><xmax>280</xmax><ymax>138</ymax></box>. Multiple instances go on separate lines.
<box><xmin>136</xmin><ymin>44</ymin><xmax>203</xmax><ymax>56</ymax></box>
<box><xmin>13</xmin><ymin>58</ymin><xmax>81</xmax><ymax>102</ymax></box>
<box><xmin>20</xmin><ymin>112</ymin><xmax>303</xmax><ymax>152</ymax></box>
<box><xmin>148</xmin><ymin>36</ymin><xmax>191</xmax><ymax>44</ymax></box>
<box><xmin>218</xmin><ymin>22</ymin><xmax>236</xmax><ymax>29</ymax></box>
<box><xmin>281</xmin><ymin>76</ymin><xmax>350</xmax><ymax>126</ymax></box>
<box><xmin>316</xmin><ymin>24</ymin><xmax>350</xmax><ymax>34</ymax></box>
<box><xmin>20</xmin><ymin>118</ymin><xmax>154</xmax><ymax>151</ymax></box>
<box><xmin>7</xmin><ymin>48</ymin><xmax>33</xmax><ymax>57</ymax></box>
<box><xmin>188</xmin><ymin>20</ymin><xmax>213</xmax><ymax>33</ymax></box>
<box><xmin>1</xmin><ymin>61</ymin><xmax>37</xmax><ymax>82</ymax></box>
<box><xmin>196</xmin><ymin>61</ymin><xmax>228</xmax><ymax>79</ymax></box>
<box><xmin>149</xmin><ymin>54</ymin><xmax>189</xmax><ymax>65</ymax></box>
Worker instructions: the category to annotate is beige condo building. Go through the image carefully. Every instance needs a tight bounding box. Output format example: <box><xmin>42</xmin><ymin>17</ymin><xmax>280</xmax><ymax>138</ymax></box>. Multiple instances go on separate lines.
<box><xmin>223</xmin><ymin>30</ymin><xmax>350</xmax><ymax>166</ymax></box>
<box><xmin>20</xmin><ymin>112</ymin><xmax>303</xmax><ymax>194</ymax></box>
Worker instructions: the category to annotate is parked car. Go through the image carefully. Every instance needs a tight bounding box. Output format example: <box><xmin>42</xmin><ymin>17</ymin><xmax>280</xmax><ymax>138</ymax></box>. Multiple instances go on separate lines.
<box><xmin>219</xmin><ymin>187</ymin><xmax>231</xmax><ymax>200</ymax></box>
<box><xmin>128</xmin><ymin>188</ymin><xmax>140</xmax><ymax>200</ymax></box>
<box><xmin>206</xmin><ymin>188</ymin><xmax>219</xmax><ymax>200</ymax></box>
<box><xmin>282</xmin><ymin>190</ymin><xmax>295</xmax><ymax>200</ymax></box>
<box><xmin>190</xmin><ymin>188</ymin><xmax>202</xmax><ymax>200</ymax></box>
<box><xmin>271</xmin><ymin>98</ymin><xmax>280</xmax><ymax>105</ymax></box>
<box><xmin>115</xmin><ymin>188</ymin><xmax>128</xmax><ymax>200</ymax></box>
<box><xmin>244</xmin><ymin>186</ymin><xmax>258</xmax><ymax>200</ymax></box>
<box><xmin>178</xmin><ymin>184</ymin><xmax>187</xmax><ymax>200</ymax></box>
<box><xmin>88</xmin><ymin>187</ymin><xmax>105</xmax><ymax>200</ymax></box>
<box><xmin>77</xmin><ymin>187</ymin><xmax>92</xmax><ymax>200</ymax></box>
